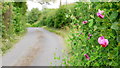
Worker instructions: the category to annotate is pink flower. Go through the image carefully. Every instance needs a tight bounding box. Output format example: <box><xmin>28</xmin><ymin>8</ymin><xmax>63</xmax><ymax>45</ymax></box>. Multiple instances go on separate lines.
<box><xmin>88</xmin><ymin>34</ymin><xmax>92</xmax><ymax>37</ymax></box>
<box><xmin>84</xmin><ymin>54</ymin><xmax>90</xmax><ymax>60</ymax></box>
<box><xmin>96</xmin><ymin>9</ymin><xmax>104</xmax><ymax>19</ymax></box>
<box><xmin>82</xmin><ymin>21</ymin><xmax>88</xmax><ymax>24</ymax></box>
<box><xmin>98</xmin><ymin>36</ymin><xmax>109</xmax><ymax>47</ymax></box>
<box><xmin>98</xmin><ymin>9</ymin><xmax>104</xmax><ymax>14</ymax></box>
<box><xmin>97</xmin><ymin>13</ymin><xmax>104</xmax><ymax>19</ymax></box>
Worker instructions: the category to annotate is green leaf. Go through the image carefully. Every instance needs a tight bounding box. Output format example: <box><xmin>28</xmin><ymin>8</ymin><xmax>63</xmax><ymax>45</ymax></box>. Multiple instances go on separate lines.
<box><xmin>90</xmin><ymin>15</ymin><xmax>94</xmax><ymax>18</ymax></box>
<box><xmin>110</xmin><ymin>11</ymin><xmax>118</xmax><ymax>20</ymax></box>
<box><xmin>117</xmin><ymin>31</ymin><xmax>120</xmax><ymax>42</ymax></box>
<box><xmin>111</xmin><ymin>22</ymin><xmax>119</xmax><ymax>30</ymax></box>
<box><xmin>94</xmin><ymin>26</ymin><xmax>97</xmax><ymax>30</ymax></box>
<box><xmin>88</xmin><ymin>19</ymin><xmax>94</xmax><ymax>27</ymax></box>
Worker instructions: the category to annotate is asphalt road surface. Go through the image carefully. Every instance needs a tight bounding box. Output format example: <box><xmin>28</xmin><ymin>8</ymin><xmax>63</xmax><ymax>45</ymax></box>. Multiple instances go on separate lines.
<box><xmin>2</xmin><ymin>27</ymin><xmax>65</xmax><ymax>66</ymax></box>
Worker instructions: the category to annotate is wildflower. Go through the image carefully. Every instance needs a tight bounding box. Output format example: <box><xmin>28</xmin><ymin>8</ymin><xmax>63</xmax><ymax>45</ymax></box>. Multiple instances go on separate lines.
<box><xmin>96</xmin><ymin>9</ymin><xmax>104</xmax><ymax>19</ymax></box>
<box><xmin>98</xmin><ymin>36</ymin><xmax>109</xmax><ymax>47</ymax></box>
<box><xmin>87</xmin><ymin>34</ymin><xmax>92</xmax><ymax>40</ymax></box>
<box><xmin>84</xmin><ymin>54</ymin><xmax>90</xmax><ymax>60</ymax></box>
<box><xmin>82</xmin><ymin>21</ymin><xmax>88</xmax><ymax>24</ymax></box>
<box><xmin>88</xmin><ymin>34</ymin><xmax>92</xmax><ymax>37</ymax></box>
<box><xmin>98</xmin><ymin>9</ymin><xmax>104</xmax><ymax>14</ymax></box>
<box><xmin>97</xmin><ymin>13</ymin><xmax>104</xmax><ymax>19</ymax></box>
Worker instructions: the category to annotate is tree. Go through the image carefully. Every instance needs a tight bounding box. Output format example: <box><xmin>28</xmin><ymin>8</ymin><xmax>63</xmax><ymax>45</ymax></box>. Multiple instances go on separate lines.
<box><xmin>27</xmin><ymin>8</ymin><xmax>41</xmax><ymax>24</ymax></box>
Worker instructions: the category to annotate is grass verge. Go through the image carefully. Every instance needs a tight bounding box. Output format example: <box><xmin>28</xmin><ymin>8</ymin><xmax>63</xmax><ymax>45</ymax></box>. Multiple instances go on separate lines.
<box><xmin>42</xmin><ymin>26</ymin><xmax>68</xmax><ymax>37</ymax></box>
<box><xmin>1</xmin><ymin>31</ymin><xmax>26</xmax><ymax>55</ymax></box>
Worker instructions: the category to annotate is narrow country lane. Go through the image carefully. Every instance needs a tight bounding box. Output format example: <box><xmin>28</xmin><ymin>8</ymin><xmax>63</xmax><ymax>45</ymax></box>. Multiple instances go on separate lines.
<box><xmin>2</xmin><ymin>27</ymin><xmax>65</xmax><ymax>66</ymax></box>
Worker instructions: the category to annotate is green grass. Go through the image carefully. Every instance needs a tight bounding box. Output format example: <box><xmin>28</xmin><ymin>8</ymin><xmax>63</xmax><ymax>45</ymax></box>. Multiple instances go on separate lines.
<box><xmin>1</xmin><ymin>31</ymin><xmax>26</xmax><ymax>55</ymax></box>
<box><xmin>42</xmin><ymin>26</ymin><xmax>69</xmax><ymax>37</ymax></box>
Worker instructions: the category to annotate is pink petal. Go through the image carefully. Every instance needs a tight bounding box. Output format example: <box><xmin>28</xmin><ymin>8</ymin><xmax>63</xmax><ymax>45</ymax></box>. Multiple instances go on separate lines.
<box><xmin>98</xmin><ymin>36</ymin><xmax>109</xmax><ymax>47</ymax></box>
<box><xmin>101</xmin><ymin>39</ymin><xmax>108</xmax><ymax>47</ymax></box>
<box><xmin>82</xmin><ymin>21</ymin><xmax>88</xmax><ymax>24</ymax></box>
<box><xmin>99</xmin><ymin>14</ymin><xmax>104</xmax><ymax>19</ymax></box>
<box><xmin>84</xmin><ymin>54</ymin><xmax>90</xmax><ymax>60</ymax></box>
<box><xmin>97</xmin><ymin>9</ymin><xmax>104</xmax><ymax>19</ymax></box>
<box><xmin>88</xmin><ymin>34</ymin><xmax>92</xmax><ymax>36</ymax></box>
<box><xmin>82</xmin><ymin>22</ymin><xmax>85</xmax><ymax>24</ymax></box>
<box><xmin>97</xmin><ymin>13</ymin><xmax>104</xmax><ymax>19</ymax></box>
<box><xmin>98</xmin><ymin>9</ymin><xmax>104</xmax><ymax>14</ymax></box>
<box><xmin>98</xmin><ymin>36</ymin><xmax>104</xmax><ymax>44</ymax></box>
<box><xmin>96</xmin><ymin>12</ymin><xmax>101</xmax><ymax>16</ymax></box>
<box><xmin>100</xmin><ymin>36</ymin><xmax>104</xmax><ymax>39</ymax></box>
<box><xmin>104</xmin><ymin>39</ymin><xmax>109</xmax><ymax>46</ymax></box>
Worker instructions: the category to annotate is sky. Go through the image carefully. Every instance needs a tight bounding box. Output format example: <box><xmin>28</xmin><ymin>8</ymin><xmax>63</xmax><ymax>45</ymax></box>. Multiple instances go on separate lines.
<box><xmin>27</xmin><ymin>0</ymin><xmax>79</xmax><ymax>11</ymax></box>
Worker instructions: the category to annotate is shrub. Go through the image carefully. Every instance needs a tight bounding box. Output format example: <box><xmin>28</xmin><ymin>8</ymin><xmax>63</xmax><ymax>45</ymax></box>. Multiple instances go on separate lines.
<box><xmin>37</xmin><ymin>4</ymin><xmax>75</xmax><ymax>28</ymax></box>
<box><xmin>27</xmin><ymin>8</ymin><xmax>41</xmax><ymax>24</ymax></box>
<box><xmin>64</xmin><ymin>2</ymin><xmax>120</xmax><ymax>66</ymax></box>
<box><xmin>1</xmin><ymin>2</ymin><xmax>27</xmax><ymax>54</ymax></box>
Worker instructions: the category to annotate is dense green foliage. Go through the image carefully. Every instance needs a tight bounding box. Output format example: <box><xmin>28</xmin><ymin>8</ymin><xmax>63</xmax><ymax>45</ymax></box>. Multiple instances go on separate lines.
<box><xmin>0</xmin><ymin>2</ymin><xmax>27</xmax><ymax>54</ymax></box>
<box><xmin>35</xmin><ymin>2</ymin><xmax>120</xmax><ymax>66</ymax></box>
<box><xmin>0</xmin><ymin>1</ymin><xmax>119</xmax><ymax>66</ymax></box>
<box><xmin>64</xmin><ymin>2</ymin><xmax>120</xmax><ymax>66</ymax></box>
<box><xmin>31</xmin><ymin>4</ymin><xmax>75</xmax><ymax>28</ymax></box>
<box><xmin>27</xmin><ymin>8</ymin><xmax>41</xmax><ymax>24</ymax></box>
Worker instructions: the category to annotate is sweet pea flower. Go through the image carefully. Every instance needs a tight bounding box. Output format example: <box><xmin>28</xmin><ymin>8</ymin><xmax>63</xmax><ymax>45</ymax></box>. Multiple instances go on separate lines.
<box><xmin>96</xmin><ymin>9</ymin><xmax>104</xmax><ymax>19</ymax></box>
<box><xmin>84</xmin><ymin>54</ymin><xmax>90</xmax><ymax>60</ymax></box>
<box><xmin>98</xmin><ymin>9</ymin><xmax>104</xmax><ymax>14</ymax></box>
<box><xmin>97</xmin><ymin>13</ymin><xmax>104</xmax><ymax>19</ymax></box>
<box><xmin>87</xmin><ymin>34</ymin><xmax>92</xmax><ymax>40</ymax></box>
<box><xmin>88</xmin><ymin>34</ymin><xmax>92</xmax><ymax>37</ymax></box>
<box><xmin>82</xmin><ymin>21</ymin><xmax>88</xmax><ymax>24</ymax></box>
<box><xmin>98</xmin><ymin>36</ymin><xmax>109</xmax><ymax>47</ymax></box>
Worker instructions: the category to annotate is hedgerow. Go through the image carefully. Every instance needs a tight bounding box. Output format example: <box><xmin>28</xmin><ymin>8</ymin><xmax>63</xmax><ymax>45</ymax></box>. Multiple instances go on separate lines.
<box><xmin>33</xmin><ymin>2</ymin><xmax>119</xmax><ymax>66</ymax></box>
<box><xmin>1</xmin><ymin>2</ymin><xmax>27</xmax><ymax>54</ymax></box>
<box><xmin>63</xmin><ymin>2</ymin><xmax>120</xmax><ymax>66</ymax></box>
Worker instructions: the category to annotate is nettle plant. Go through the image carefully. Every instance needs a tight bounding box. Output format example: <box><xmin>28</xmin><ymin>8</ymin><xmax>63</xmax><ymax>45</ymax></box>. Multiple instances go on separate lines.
<box><xmin>66</xmin><ymin>2</ymin><xmax>120</xmax><ymax>66</ymax></box>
